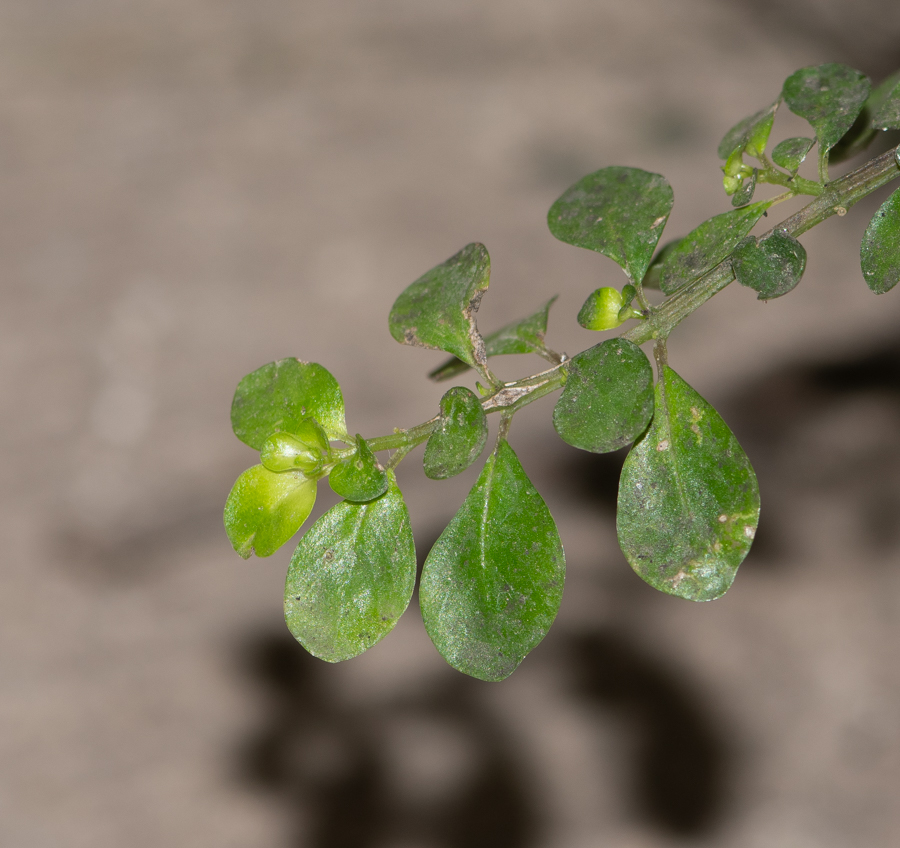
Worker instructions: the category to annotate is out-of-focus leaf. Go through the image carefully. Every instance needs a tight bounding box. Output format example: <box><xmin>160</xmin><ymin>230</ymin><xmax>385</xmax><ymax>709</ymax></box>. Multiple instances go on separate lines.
<box><xmin>329</xmin><ymin>435</ymin><xmax>388</xmax><ymax>502</ymax></box>
<box><xmin>732</xmin><ymin>230</ymin><xmax>807</xmax><ymax>300</ymax></box>
<box><xmin>832</xmin><ymin>70</ymin><xmax>900</xmax><ymax>159</ymax></box>
<box><xmin>771</xmin><ymin>137</ymin><xmax>815</xmax><ymax>173</ymax></box>
<box><xmin>424</xmin><ymin>386</ymin><xmax>488</xmax><ymax>480</ymax></box>
<box><xmin>873</xmin><ymin>72</ymin><xmax>900</xmax><ymax>130</ymax></box>
<box><xmin>860</xmin><ymin>186</ymin><xmax>900</xmax><ymax>294</ymax></box>
<box><xmin>285</xmin><ymin>475</ymin><xmax>416</xmax><ymax>662</ymax></box>
<box><xmin>643</xmin><ymin>239</ymin><xmax>683</xmax><ymax>290</ymax></box>
<box><xmin>617</xmin><ymin>366</ymin><xmax>760</xmax><ymax>601</ymax></box>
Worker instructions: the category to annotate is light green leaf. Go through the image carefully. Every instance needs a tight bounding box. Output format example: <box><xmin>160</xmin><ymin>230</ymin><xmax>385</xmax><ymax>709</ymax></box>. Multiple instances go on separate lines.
<box><xmin>617</xmin><ymin>366</ymin><xmax>760</xmax><ymax>601</ymax></box>
<box><xmin>231</xmin><ymin>359</ymin><xmax>347</xmax><ymax>449</ymax></box>
<box><xmin>429</xmin><ymin>297</ymin><xmax>558</xmax><ymax>382</ymax></box>
<box><xmin>424</xmin><ymin>387</ymin><xmax>488</xmax><ymax>480</ymax></box>
<box><xmin>771</xmin><ymin>137</ymin><xmax>814</xmax><ymax>173</ymax></box>
<box><xmin>224</xmin><ymin>465</ymin><xmax>317</xmax><ymax>559</ymax></box>
<box><xmin>420</xmin><ymin>439</ymin><xmax>565</xmax><ymax>681</ymax></box>
<box><xmin>389</xmin><ymin>243</ymin><xmax>490</xmax><ymax>368</ymax></box>
<box><xmin>328</xmin><ymin>435</ymin><xmax>388</xmax><ymax>502</ymax></box>
<box><xmin>553</xmin><ymin>339</ymin><xmax>654</xmax><ymax>453</ymax></box>
<box><xmin>717</xmin><ymin>100</ymin><xmax>779</xmax><ymax>160</ymax></box>
<box><xmin>732</xmin><ymin>230</ymin><xmax>807</xmax><ymax>300</ymax></box>
<box><xmin>285</xmin><ymin>475</ymin><xmax>416</xmax><ymax>662</ymax></box>
<box><xmin>659</xmin><ymin>201</ymin><xmax>772</xmax><ymax>294</ymax></box>
<box><xmin>547</xmin><ymin>167</ymin><xmax>674</xmax><ymax>285</ymax></box>
<box><xmin>783</xmin><ymin>64</ymin><xmax>871</xmax><ymax>156</ymax></box>
<box><xmin>860</xmin><ymin>186</ymin><xmax>900</xmax><ymax>294</ymax></box>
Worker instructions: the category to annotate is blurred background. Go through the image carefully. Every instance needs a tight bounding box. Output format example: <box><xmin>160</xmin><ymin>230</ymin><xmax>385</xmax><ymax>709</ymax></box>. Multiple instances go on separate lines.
<box><xmin>3</xmin><ymin>1</ymin><xmax>900</xmax><ymax>845</ymax></box>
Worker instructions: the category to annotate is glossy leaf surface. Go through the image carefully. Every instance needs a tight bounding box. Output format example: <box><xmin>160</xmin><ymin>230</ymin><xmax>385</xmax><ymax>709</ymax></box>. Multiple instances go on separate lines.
<box><xmin>260</xmin><ymin>418</ymin><xmax>330</xmax><ymax>475</ymax></box>
<box><xmin>225</xmin><ymin>465</ymin><xmax>317</xmax><ymax>558</ymax></box>
<box><xmin>717</xmin><ymin>101</ymin><xmax>778</xmax><ymax>160</ymax></box>
<box><xmin>329</xmin><ymin>435</ymin><xmax>388</xmax><ymax>502</ymax></box>
<box><xmin>659</xmin><ymin>201</ymin><xmax>771</xmax><ymax>294</ymax></box>
<box><xmin>771</xmin><ymin>137</ymin><xmax>814</xmax><ymax>173</ymax></box>
<box><xmin>420</xmin><ymin>440</ymin><xmax>565</xmax><ymax>681</ymax></box>
<box><xmin>617</xmin><ymin>367</ymin><xmax>759</xmax><ymax>601</ymax></box>
<box><xmin>232</xmin><ymin>359</ymin><xmax>347</xmax><ymax>449</ymax></box>
<box><xmin>424</xmin><ymin>387</ymin><xmax>488</xmax><ymax>480</ymax></box>
<box><xmin>732</xmin><ymin>231</ymin><xmax>806</xmax><ymax>300</ymax></box>
<box><xmin>783</xmin><ymin>64</ymin><xmax>871</xmax><ymax>154</ymax></box>
<box><xmin>389</xmin><ymin>242</ymin><xmax>490</xmax><ymax>368</ymax></box>
<box><xmin>285</xmin><ymin>476</ymin><xmax>415</xmax><ymax>662</ymax></box>
<box><xmin>553</xmin><ymin>339</ymin><xmax>654</xmax><ymax>453</ymax></box>
<box><xmin>860</xmin><ymin>187</ymin><xmax>900</xmax><ymax>294</ymax></box>
<box><xmin>547</xmin><ymin>167</ymin><xmax>674</xmax><ymax>285</ymax></box>
<box><xmin>429</xmin><ymin>297</ymin><xmax>557</xmax><ymax>382</ymax></box>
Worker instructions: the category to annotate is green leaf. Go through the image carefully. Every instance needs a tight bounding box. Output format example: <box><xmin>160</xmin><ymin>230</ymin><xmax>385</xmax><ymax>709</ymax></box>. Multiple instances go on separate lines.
<box><xmin>783</xmin><ymin>64</ymin><xmax>871</xmax><ymax>156</ymax></box>
<box><xmin>260</xmin><ymin>418</ymin><xmax>330</xmax><ymax>475</ymax></box>
<box><xmin>552</xmin><ymin>339</ymin><xmax>654</xmax><ymax>453</ymax></box>
<box><xmin>873</xmin><ymin>75</ymin><xmax>900</xmax><ymax>130</ymax></box>
<box><xmin>420</xmin><ymin>439</ymin><xmax>565</xmax><ymax>681</ymax></box>
<box><xmin>717</xmin><ymin>100</ymin><xmax>779</xmax><ymax>160</ymax></box>
<box><xmin>832</xmin><ymin>70</ymin><xmax>900</xmax><ymax>160</ymax></box>
<box><xmin>329</xmin><ymin>435</ymin><xmax>388</xmax><ymax>502</ymax></box>
<box><xmin>642</xmin><ymin>239</ymin><xmax>682</xmax><ymax>290</ymax></box>
<box><xmin>771</xmin><ymin>137</ymin><xmax>814</xmax><ymax>173</ymax></box>
<box><xmin>617</xmin><ymin>366</ymin><xmax>760</xmax><ymax>601</ymax></box>
<box><xmin>284</xmin><ymin>475</ymin><xmax>416</xmax><ymax>662</ymax></box>
<box><xmin>659</xmin><ymin>201</ymin><xmax>772</xmax><ymax>294</ymax></box>
<box><xmin>731</xmin><ymin>168</ymin><xmax>758</xmax><ymax>208</ymax></box>
<box><xmin>424</xmin><ymin>387</ymin><xmax>488</xmax><ymax>480</ymax></box>
<box><xmin>224</xmin><ymin>465</ymin><xmax>317</xmax><ymax>558</ymax></box>
<box><xmin>732</xmin><ymin>230</ymin><xmax>807</xmax><ymax>300</ymax></box>
<box><xmin>860</xmin><ymin>186</ymin><xmax>900</xmax><ymax>294</ymax></box>
<box><xmin>429</xmin><ymin>297</ymin><xmax>557</xmax><ymax>382</ymax></box>
<box><xmin>389</xmin><ymin>242</ymin><xmax>490</xmax><ymax>368</ymax></box>
<box><xmin>547</xmin><ymin>166</ymin><xmax>674</xmax><ymax>285</ymax></box>
<box><xmin>231</xmin><ymin>359</ymin><xmax>347</xmax><ymax>449</ymax></box>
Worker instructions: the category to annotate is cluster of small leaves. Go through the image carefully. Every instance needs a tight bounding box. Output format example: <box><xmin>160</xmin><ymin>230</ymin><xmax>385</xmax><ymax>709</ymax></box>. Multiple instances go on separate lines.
<box><xmin>225</xmin><ymin>63</ymin><xmax>900</xmax><ymax>680</ymax></box>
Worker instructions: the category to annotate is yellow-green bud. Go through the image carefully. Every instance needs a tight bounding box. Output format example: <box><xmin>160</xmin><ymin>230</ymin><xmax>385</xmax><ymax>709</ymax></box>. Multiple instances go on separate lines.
<box><xmin>260</xmin><ymin>418</ymin><xmax>330</xmax><ymax>475</ymax></box>
<box><xmin>578</xmin><ymin>287</ymin><xmax>626</xmax><ymax>331</ymax></box>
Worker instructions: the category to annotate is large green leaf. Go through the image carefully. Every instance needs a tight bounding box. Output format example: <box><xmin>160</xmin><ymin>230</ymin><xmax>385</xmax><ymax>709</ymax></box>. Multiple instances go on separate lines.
<box><xmin>424</xmin><ymin>386</ymin><xmax>488</xmax><ymax>479</ymax></box>
<box><xmin>860</xmin><ymin>186</ymin><xmax>900</xmax><ymax>294</ymax></box>
<box><xmin>389</xmin><ymin>242</ymin><xmax>490</xmax><ymax>368</ymax></box>
<box><xmin>659</xmin><ymin>201</ymin><xmax>772</xmax><ymax>294</ymax></box>
<box><xmin>224</xmin><ymin>465</ymin><xmax>317</xmax><ymax>558</ymax></box>
<box><xmin>717</xmin><ymin>100</ymin><xmax>779</xmax><ymax>160</ymax></box>
<box><xmin>420</xmin><ymin>439</ymin><xmax>565</xmax><ymax>681</ymax></box>
<box><xmin>552</xmin><ymin>339</ymin><xmax>654</xmax><ymax>453</ymax></box>
<box><xmin>231</xmin><ymin>359</ymin><xmax>347</xmax><ymax>449</ymax></box>
<box><xmin>617</xmin><ymin>367</ymin><xmax>760</xmax><ymax>601</ymax></box>
<box><xmin>329</xmin><ymin>435</ymin><xmax>388</xmax><ymax>502</ymax></box>
<box><xmin>429</xmin><ymin>297</ymin><xmax>558</xmax><ymax>382</ymax></box>
<box><xmin>732</xmin><ymin>231</ymin><xmax>807</xmax><ymax>300</ymax></box>
<box><xmin>783</xmin><ymin>64</ymin><xmax>871</xmax><ymax>156</ymax></box>
<box><xmin>284</xmin><ymin>475</ymin><xmax>416</xmax><ymax>662</ymax></box>
<box><xmin>547</xmin><ymin>167</ymin><xmax>674</xmax><ymax>285</ymax></box>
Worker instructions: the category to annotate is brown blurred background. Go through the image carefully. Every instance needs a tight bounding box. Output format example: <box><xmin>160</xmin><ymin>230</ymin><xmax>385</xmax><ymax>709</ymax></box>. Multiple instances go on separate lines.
<box><xmin>3</xmin><ymin>1</ymin><xmax>900</xmax><ymax>845</ymax></box>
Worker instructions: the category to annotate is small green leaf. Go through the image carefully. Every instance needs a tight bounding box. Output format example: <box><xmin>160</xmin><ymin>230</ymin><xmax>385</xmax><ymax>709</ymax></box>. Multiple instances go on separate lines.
<box><xmin>783</xmin><ymin>64</ymin><xmax>871</xmax><ymax>156</ymax></box>
<box><xmin>424</xmin><ymin>387</ymin><xmax>488</xmax><ymax>480</ymax></box>
<box><xmin>771</xmin><ymin>137</ymin><xmax>814</xmax><ymax>173</ymax></box>
<box><xmin>232</xmin><ymin>359</ymin><xmax>347</xmax><ymax>449</ymax></box>
<box><xmin>224</xmin><ymin>465</ymin><xmax>317</xmax><ymax>558</ymax></box>
<box><xmin>547</xmin><ymin>166</ymin><xmax>674</xmax><ymax>285</ymax></box>
<box><xmin>731</xmin><ymin>167</ymin><xmax>758</xmax><ymax>208</ymax></box>
<box><xmin>260</xmin><ymin>418</ymin><xmax>330</xmax><ymax>475</ymax></box>
<box><xmin>617</xmin><ymin>366</ymin><xmax>760</xmax><ymax>601</ymax></box>
<box><xmin>873</xmin><ymin>75</ymin><xmax>900</xmax><ymax>130</ymax></box>
<box><xmin>329</xmin><ymin>435</ymin><xmax>388</xmax><ymax>502</ymax></box>
<box><xmin>642</xmin><ymin>239</ymin><xmax>682</xmax><ymax>290</ymax></box>
<box><xmin>717</xmin><ymin>100</ymin><xmax>779</xmax><ymax>160</ymax></box>
<box><xmin>860</xmin><ymin>186</ymin><xmax>900</xmax><ymax>294</ymax></box>
<box><xmin>659</xmin><ymin>201</ymin><xmax>772</xmax><ymax>294</ymax></box>
<box><xmin>389</xmin><ymin>243</ymin><xmax>490</xmax><ymax>368</ymax></box>
<box><xmin>732</xmin><ymin>230</ymin><xmax>807</xmax><ymax>300</ymax></box>
<box><xmin>552</xmin><ymin>339</ymin><xmax>654</xmax><ymax>453</ymax></box>
<box><xmin>429</xmin><ymin>297</ymin><xmax>558</xmax><ymax>382</ymax></box>
<box><xmin>285</xmin><ymin>475</ymin><xmax>416</xmax><ymax>662</ymax></box>
<box><xmin>420</xmin><ymin>439</ymin><xmax>565</xmax><ymax>681</ymax></box>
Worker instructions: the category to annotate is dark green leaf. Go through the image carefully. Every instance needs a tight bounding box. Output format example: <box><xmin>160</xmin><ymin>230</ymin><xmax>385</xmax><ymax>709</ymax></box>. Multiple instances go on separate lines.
<box><xmin>832</xmin><ymin>71</ymin><xmax>900</xmax><ymax>160</ymax></box>
<box><xmin>552</xmin><ymin>339</ymin><xmax>654</xmax><ymax>453</ymax></box>
<box><xmin>717</xmin><ymin>100</ymin><xmax>779</xmax><ymax>160</ymax></box>
<box><xmin>783</xmin><ymin>64</ymin><xmax>871</xmax><ymax>155</ymax></box>
<box><xmin>732</xmin><ymin>230</ymin><xmax>807</xmax><ymax>300</ymax></box>
<box><xmin>389</xmin><ymin>243</ymin><xmax>490</xmax><ymax>368</ymax></box>
<box><xmin>642</xmin><ymin>239</ymin><xmax>683</xmax><ymax>290</ymax></box>
<box><xmin>860</xmin><ymin>186</ymin><xmax>900</xmax><ymax>294</ymax></box>
<box><xmin>424</xmin><ymin>387</ymin><xmax>488</xmax><ymax>479</ymax></box>
<box><xmin>420</xmin><ymin>439</ymin><xmax>565</xmax><ymax>681</ymax></box>
<box><xmin>659</xmin><ymin>201</ymin><xmax>771</xmax><ymax>294</ymax></box>
<box><xmin>617</xmin><ymin>366</ymin><xmax>760</xmax><ymax>601</ymax></box>
<box><xmin>873</xmin><ymin>74</ymin><xmax>900</xmax><ymax>130</ymax></box>
<box><xmin>232</xmin><ymin>359</ymin><xmax>347</xmax><ymax>449</ymax></box>
<box><xmin>285</xmin><ymin>475</ymin><xmax>416</xmax><ymax>662</ymax></box>
<box><xmin>731</xmin><ymin>167</ymin><xmax>758</xmax><ymax>208</ymax></box>
<box><xmin>547</xmin><ymin>167</ymin><xmax>674</xmax><ymax>285</ymax></box>
<box><xmin>329</xmin><ymin>435</ymin><xmax>388</xmax><ymax>502</ymax></box>
<box><xmin>771</xmin><ymin>137</ymin><xmax>814</xmax><ymax>173</ymax></box>
<box><xmin>429</xmin><ymin>297</ymin><xmax>558</xmax><ymax>382</ymax></box>
<box><xmin>224</xmin><ymin>465</ymin><xmax>317</xmax><ymax>558</ymax></box>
